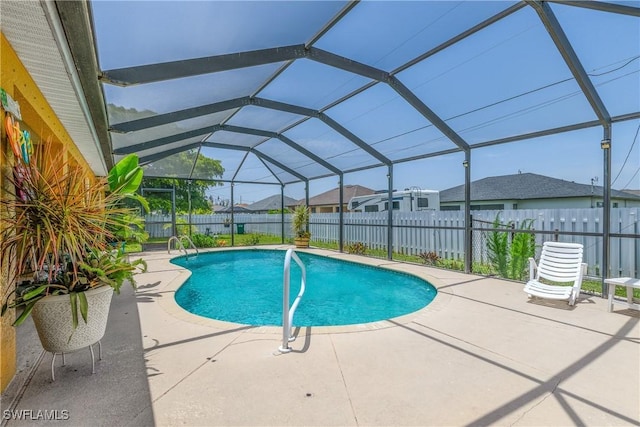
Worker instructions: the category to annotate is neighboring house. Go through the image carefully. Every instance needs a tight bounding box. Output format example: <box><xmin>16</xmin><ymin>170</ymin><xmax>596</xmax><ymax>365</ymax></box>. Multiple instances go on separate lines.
<box><xmin>623</xmin><ymin>189</ymin><xmax>640</xmax><ymax>197</ymax></box>
<box><xmin>440</xmin><ymin>173</ymin><xmax>640</xmax><ymax>210</ymax></box>
<box><xmin>218</xmin><ymin>204</ymin><xmax>251</xmax><ymax>213</ymax></box>
<box><xmin>247</xmin><ymin>194</ymin><xmax>299</xmax><ymax>213</ymax></box>
<box><xmin>298</xmin><ymin>185</ymin><xmax>376</xmax><ymax>213</ymax></box>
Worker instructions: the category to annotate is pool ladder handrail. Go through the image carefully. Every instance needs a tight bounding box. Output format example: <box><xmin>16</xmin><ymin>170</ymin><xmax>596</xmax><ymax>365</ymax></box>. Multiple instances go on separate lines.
<box><xmin>167</xmin><ymin>235</ymin><xmax>199</xmax><ymax>259</ymax></box>
<box><xmin>279</xmin><ymin>248</ymin><xmax>306</xmax><ymax>353</ymax></box>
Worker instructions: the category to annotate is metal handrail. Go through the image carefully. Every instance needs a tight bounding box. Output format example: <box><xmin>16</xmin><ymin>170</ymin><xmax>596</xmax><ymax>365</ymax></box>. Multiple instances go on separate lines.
<box><xmin>167</xmin><ymin>236</ymin><xmax>187</xmax><ymax>256</ymax></box>
<box><xmin>167</xmin><ymin>235</ymin><xmax>199</xmax><ymax>260</ymax></box>
<box><xmin>279</xmin><ymin>248</ymin><xmax>306</xmax><ymax>353</ymax></box>
<box><xmin>179</xmin><ymin>235</ymin><xmax>199</xmax><ymax>258</ymax></box>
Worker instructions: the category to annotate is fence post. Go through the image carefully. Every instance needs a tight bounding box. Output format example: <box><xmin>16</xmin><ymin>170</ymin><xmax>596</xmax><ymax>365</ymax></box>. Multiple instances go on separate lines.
<box><xmin>469</xmin><ymin>214</ymin><xmax>474</xmax><ymax>273</ymax></box>
<box><xmin>510</xmin><ymin>222</ymin><xmax>515</xmax><ymax>243</ymax></box>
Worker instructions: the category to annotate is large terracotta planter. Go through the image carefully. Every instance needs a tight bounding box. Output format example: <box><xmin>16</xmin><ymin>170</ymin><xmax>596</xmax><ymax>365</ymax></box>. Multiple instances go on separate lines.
<box><xmin>31</xmin><ymin>286</ymin><xmax>114</xmax><ymax>353</ymax></box>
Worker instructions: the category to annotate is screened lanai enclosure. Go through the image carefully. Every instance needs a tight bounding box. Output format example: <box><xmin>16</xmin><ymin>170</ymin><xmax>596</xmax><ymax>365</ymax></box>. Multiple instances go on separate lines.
<box><xmin>6</xmin><ymin>1</ymin><xmax>638</xmax><ymax>290</ymax></box>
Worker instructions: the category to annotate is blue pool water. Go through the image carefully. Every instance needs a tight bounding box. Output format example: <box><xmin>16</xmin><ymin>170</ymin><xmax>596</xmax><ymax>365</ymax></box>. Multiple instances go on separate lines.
<box><xmin>172</xmin><ymin>250</ymin><xmax>437</xmax><ymax>327</ymax></box>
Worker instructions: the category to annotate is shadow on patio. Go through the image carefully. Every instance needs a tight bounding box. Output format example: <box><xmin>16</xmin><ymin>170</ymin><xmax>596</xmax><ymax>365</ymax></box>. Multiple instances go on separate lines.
<box><xmin>2</xmin><ymin>249</ymin><xmax>638</xmax><ymax>426</ymax></box>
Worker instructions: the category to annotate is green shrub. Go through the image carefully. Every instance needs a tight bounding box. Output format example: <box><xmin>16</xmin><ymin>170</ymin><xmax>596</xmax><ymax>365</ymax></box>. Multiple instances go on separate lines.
<box><xmin>190</xmin><ymin>233</ymin><xmax>217</xmax><ymax>248</ymax></box>
<box><xmin>244</xmin><ymin>234</ymin><xmax>261</xmax><ymax>246</ymax></box>
<box><xmin>163</xmin><ymin>217</ymin><xmax>197</xmax><ymax>236</ymax></box>
<box><xmin>436</xmin><ymin>258</ymin><xmax>464</xmax><ymax>271</ymax></box>
<box><xmin>471</xmin><ymin>262</ymin><xmax>493</xmax><ymax>275</ymax></box>
<box><xmin>509</xmin><ymin>219</ymin><xmax>535</xmax><ymax>280</ymax></box>
<box><xmin>486</xmin><ymin>212</ymin><xmax>535</xmax><ymax>280</ymax></box>
<box><xmin>346</xmin><ymin>242</ymin><xmax>367</xmax><ymax>255</ymax></box>
<box><xmin>418</xmin><ymin>251</ymin><xmax>440</xmax><ymax>265</ymax></box>
<box><xmin>486</xmin><ymin>213</ymin><xmax>509</xmax><ymax>277</ymax></box>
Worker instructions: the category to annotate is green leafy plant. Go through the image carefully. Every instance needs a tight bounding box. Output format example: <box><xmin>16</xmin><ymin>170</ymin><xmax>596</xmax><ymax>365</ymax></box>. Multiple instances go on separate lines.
<box><xmin>244</xmin><ymin>234</ymin><xmax>261</xmax><ymax>246</ymax></box>
<box><xmin>111</xmin><ymin>212</ymin><xmax>149</xmax><ymax>245</ymax></box>
<box><xmin>163</xmin><ymin>217</ymin><xmax>197</xmax><ymax>236</ymax></box>
<box><xmin>346</xmin><ymin>242</ymin><xmax>367</xmax><ymax>255</ymax></box>
<box><xmin>486</xmin><ymin>213</ymin><xmax>509</xmax><ymax>277</ymax></box>
<box><xmin>78</xmin><ymin>248</ymin><xmax>147</xmax><ymax>293</ymax></box>
<box><xmin>1</xmin><ymin>144</ymin><xmax>148</xmax><ymax>326</ymax></box>
<box><xmin>107</xmin><ymin>153</ymin><xmax>149</xmax><ymax>212</ymax></box>
<box><xmin>291</xmin><ymin>205</ymin><xmax>310</xmax><ymax>238</ymax></box>
<box><xmin>435</xmin><ymin>258</ymin><xmax>464</xmax><ymax>271</ymax></box>
<box><xmin>418</xmin><ymin>251</ymin><xmax>440</xmax><ymax>265</ymax></box>
<box><xmin>106</xmin><ymin>153</ymin><xmax>149</xmax><ymax>247</ymax></box>
<box><xmin>508</xmin><ymin>219</ymin><xmax>536</xmax><ymax>280</ymax></box>
<box><xmin>485</xmin><ymin>212</ymin><xmax>536</xmax><ymax>280</ymax></box>
<box><xmin>190</xmin><ymin>233</ymin><xmax>217</xmax><ymax>248</ymax></box>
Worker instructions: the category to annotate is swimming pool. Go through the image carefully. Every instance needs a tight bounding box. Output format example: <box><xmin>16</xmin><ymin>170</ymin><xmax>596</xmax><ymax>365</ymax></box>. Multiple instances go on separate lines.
<box><xmin>172</xmin><ymin>249</ymin><xmax>437</xmax><ymax>327</ymax></box>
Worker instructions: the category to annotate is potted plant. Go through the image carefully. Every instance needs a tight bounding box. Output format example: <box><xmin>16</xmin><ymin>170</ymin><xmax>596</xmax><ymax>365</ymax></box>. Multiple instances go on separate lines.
<box><xmin>292</xmin><ymin>205</ymin><xmax>311</xmax><ymax>248</ymax></box>
<box><xmin>106</xmin><ymin>154</ymin><xmax>149</xmax><ymax>251</ymax></box>
<box><xmin>0</xmin><ymin>143</ymin><xmax>147</xmax><ymax>357</ymax></box>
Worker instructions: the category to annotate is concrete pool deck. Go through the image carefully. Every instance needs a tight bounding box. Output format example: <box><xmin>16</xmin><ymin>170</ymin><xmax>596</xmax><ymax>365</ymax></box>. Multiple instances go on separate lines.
<box><xmin>2</xmin><ymin>245</ymin><xmax>639</xmax><ymax>426</ymax></box>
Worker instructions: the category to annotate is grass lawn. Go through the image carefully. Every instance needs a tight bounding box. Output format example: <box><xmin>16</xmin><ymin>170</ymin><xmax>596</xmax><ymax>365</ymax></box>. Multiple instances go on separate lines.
<box><xmin>215</xmin><ymin>233</ymin><xmax>284</xmax><ymax>246</ymax></box>
<box><xmin>124</xmin><ymin>242</ymin><xmax>142</xmax><ymax>253</ymax></box>
<box><xmin>131</xmin><ymin>233</ymin><xmax>285</xmax><ymax>252</ymax></box>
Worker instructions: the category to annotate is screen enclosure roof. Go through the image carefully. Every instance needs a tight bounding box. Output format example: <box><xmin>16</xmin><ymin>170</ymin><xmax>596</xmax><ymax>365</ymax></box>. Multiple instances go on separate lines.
<box><xmin>63</xmin><ymin>1</ymin><xmax>640</xmax><ymax>184</ymax></box>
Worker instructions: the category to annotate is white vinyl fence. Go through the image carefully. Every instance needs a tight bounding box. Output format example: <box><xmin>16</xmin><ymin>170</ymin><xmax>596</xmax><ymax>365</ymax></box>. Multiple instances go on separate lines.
<box><xmin>145</xmin><ymin>208</ymin><xmax>639</xmax><ymax>277</ymax></box>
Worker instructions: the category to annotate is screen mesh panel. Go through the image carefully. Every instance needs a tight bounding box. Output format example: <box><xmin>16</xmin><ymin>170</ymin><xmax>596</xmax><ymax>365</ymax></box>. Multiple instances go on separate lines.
<box><xmin>315</xmin><ymin>1</ymin><xmax>516</xmax><ymax>72</ymax></box>
<box><xmin>86</xmin><ymin>1</ymin><xmax>639</xmax><ymax>189</ymax></box>
<box><xmin>92</xmin><ymin>1</ymin><xmax>348</xmax><ymax>69</ymax></box>
<box><xmin>552</xmin><ymin>3</ymin><xmax>640</xmax><ymax>117</ymax></box>
<box><xmin>397</xmin><ymin>7</ymin><xmax>597</xmax><ymax>145</ymax></box>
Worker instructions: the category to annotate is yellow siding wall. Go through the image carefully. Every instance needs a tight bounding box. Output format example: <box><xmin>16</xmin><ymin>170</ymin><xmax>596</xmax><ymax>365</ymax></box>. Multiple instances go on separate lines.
<box><xmin>0</xmin><ymin>33</ymin><xmax>96</xmax><ymax>392</ymax></box>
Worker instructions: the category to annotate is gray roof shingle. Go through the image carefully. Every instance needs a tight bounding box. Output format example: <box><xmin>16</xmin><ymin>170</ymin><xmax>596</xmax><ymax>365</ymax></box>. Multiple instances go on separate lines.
<box><xmin>247</xmin><ymin>194</ymin><xmax>299</xmax><ymax>211</ymax></box>
<box><xmin>440</xmin><ymin>173</ymin><xmax>640</xmax><ymax>202</ymax></box>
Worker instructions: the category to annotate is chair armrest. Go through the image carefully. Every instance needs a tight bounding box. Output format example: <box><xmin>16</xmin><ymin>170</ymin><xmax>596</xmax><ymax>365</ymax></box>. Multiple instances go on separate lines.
<box><xmin>528</xmin><ymin>257</ymin><xmax>537</xmax><ymax>280</ymax></box>
<box><xmin>577</xmin><ymin>263</ymin><xmax>588</xmax><ymax>287</ymax></box>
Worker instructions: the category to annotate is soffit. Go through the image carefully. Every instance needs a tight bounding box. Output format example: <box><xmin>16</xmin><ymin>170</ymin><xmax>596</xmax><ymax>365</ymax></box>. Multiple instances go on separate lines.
<box><xmin>1</xmin><ymin>1</ymin><xmax>107</xmax><ymax>176</ymax></box>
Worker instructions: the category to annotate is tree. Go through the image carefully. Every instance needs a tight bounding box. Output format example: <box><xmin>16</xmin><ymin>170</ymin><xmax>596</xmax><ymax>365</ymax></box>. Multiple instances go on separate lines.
<box><xmin>142</xmin><ymin>150</ymin><xmax>224</xmax><ymax>213</ymax></box>
<box><xmin>106</xmin><ymin>104</ymin><xmax>225</xmax><ymax>214</ymax></box>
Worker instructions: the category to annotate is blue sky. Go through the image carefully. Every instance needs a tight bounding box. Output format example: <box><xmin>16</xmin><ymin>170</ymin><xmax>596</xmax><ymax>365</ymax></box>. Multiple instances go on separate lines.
<box><xmin>91</xmin><ymin>1</ymin><xmax>640</xmax><ymax>204</ymax></box>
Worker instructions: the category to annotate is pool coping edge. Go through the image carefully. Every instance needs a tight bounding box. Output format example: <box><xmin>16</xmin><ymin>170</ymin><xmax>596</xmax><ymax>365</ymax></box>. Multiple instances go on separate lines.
<box><xmin>148</xmin><ymin>245</ymin><xmax>455</xmax><ymax>335</ymax></box>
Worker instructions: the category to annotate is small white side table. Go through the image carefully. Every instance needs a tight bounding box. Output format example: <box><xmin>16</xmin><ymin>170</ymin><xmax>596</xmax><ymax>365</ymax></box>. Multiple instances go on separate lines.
<box><xmin>604</xmin><ymin>277</ymin><xmax>640</xmax><ymax>312</ymax></box>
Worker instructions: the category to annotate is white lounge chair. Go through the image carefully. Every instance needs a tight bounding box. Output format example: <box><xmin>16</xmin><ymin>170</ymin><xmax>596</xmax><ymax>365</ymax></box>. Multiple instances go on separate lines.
<box><xmin>524</xmin><ymin>241</ymin><xmax>587</xmax><ymax>306</ymax></box>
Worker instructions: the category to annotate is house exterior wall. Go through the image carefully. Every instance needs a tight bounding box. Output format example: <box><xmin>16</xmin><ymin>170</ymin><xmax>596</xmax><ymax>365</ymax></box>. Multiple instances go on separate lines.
<box><xmin>0</xmin><ymin>34</ymin><xmax>95</xmax><ymax>392</ymax></box>
<box><xmin>518</xmin><ymin>198</ymin><xmax>594</xmax><ymax>209</ymax></box>
<box><xmin>441</xmin><ymin>196</ymin><xmax>640</xmax><ymax>211</ymax></box>
<box><xmin>310</xmin><ymin>204</ymin><xmax>348</xmax><ymax>213</ymax></box>
<box><xmin>518</xmin><ymin>197</ymin><xmax>640</xmax><ymax>209</ymax></box>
